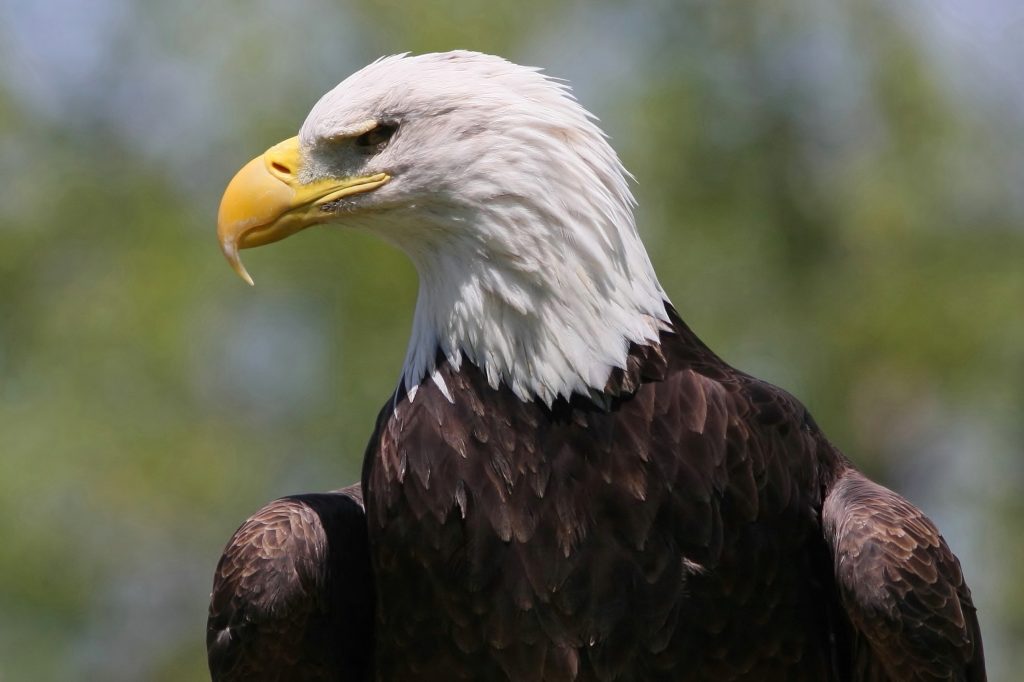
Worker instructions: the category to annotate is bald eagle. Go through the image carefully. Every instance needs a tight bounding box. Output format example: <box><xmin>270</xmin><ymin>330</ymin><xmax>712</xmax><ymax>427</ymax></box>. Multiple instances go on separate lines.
<box><xmin>208</xmin><ymin>51</ymin><xmax>985</xmax><ymax>681</ymax></box>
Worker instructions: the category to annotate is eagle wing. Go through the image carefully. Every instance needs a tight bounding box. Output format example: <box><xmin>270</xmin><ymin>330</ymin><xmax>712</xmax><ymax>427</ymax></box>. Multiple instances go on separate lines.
<box><xmin>207</xmin><ymin>484</ymin><xmax>374</xmax><ymax>681</ymax></box>
<box><xmin>823</xmin><ymin>470</ymin><xmax>985</xmax><ymax>681</ymax></box>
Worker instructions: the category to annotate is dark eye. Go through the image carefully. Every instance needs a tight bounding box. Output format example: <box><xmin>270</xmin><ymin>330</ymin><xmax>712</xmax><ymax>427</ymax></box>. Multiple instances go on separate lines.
<box><xmin>355</xmin><ymin>123</ymin><xmax>397</xmax><ymax>153</ymax></box>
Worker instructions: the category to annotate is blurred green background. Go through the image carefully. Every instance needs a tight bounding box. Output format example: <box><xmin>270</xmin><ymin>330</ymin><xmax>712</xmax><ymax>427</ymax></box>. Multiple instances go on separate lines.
<box><xmin>1</xmin><ymin>0</ymin><xmax>1022</xmax><ymax>679</ymax></box>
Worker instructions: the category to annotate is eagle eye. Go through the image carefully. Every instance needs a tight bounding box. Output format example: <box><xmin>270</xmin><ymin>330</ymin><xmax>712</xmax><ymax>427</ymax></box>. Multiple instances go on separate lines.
<box><xmin>355</xmin><ymin>123</ymin><xmax>398</xmax><ymax>153</ymax></box>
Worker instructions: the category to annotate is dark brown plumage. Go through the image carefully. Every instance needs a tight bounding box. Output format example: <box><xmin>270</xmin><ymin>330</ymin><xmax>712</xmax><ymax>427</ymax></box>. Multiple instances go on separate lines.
<box><xmin>360</xmin><ymin>304</ymin><xmax>983</xmax><ymax>681</ymax></box>
<box><xmin>824</xmin><ymin>471</ymin><xmax>986</xmax><ymax>681</ymax></box>
<box><xmin>209</xmin><ymin>305</ymin><xmax>984</xmax><ymax>681</ymax></box>
<box><xmin>207</xmin><ymin>485</ymin><xmax>373</xmax><ymax>682</ymax></box>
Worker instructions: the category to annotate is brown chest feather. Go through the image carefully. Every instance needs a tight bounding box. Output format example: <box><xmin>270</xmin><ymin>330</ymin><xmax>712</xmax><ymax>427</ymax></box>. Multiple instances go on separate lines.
<box><xmin>363</xmin><ymin>318</ymin><xmax>841</xmax><ymax>681</ymax></box>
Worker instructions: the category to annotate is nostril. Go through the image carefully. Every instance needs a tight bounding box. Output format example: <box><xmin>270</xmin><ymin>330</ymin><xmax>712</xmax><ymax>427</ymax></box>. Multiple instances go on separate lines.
<box><xmin>271</xmin><ymin>161</ymin><xmax>290</xmax><ymax>174</ymax></box>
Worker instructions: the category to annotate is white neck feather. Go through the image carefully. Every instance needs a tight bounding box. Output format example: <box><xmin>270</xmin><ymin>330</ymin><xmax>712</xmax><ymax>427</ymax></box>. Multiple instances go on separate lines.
<box><xmin>401</xmin><ymin>241</ymin><xmax>668</xmax><ymax>405</ymax></box>
<box><xmin>393</xmin><ymin>125</ymin><xmax>669</xmax><ymax>405</ymax></box>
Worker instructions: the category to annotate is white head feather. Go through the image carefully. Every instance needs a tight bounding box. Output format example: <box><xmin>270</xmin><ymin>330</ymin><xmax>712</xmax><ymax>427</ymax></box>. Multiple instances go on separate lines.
<box><xmin>298</xmin><ymin>51</ymin><xmax>669</xmax><ymax>404</ymax></box>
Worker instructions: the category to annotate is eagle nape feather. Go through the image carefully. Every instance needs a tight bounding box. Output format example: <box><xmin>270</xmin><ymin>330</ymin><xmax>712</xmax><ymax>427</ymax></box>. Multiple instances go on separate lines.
<box><xmin>206</xmin><ymin>484</ymin><xmax>374</xmax><ymax>682</ymax></box>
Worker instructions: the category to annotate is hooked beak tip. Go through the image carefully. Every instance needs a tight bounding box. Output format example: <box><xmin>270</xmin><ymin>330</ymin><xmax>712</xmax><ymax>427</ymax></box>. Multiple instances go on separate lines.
<box><xmin>220</xmin><ymin>238</ymin><xmax>255</xmax><ymax>286</ymax></box>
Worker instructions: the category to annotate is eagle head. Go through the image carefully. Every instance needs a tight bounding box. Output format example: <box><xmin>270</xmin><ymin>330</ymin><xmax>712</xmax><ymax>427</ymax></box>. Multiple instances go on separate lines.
<box><xmin>218</xmin><ymin>51</ymin><xmax>667</xmax><ymax>404</ymax></box>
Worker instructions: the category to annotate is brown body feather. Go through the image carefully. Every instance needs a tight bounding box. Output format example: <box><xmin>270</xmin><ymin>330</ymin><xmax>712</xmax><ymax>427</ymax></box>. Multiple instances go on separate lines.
<box><xmin>363</xmin><ymin>305</ymin><xmax>983</xmax><ymax>681</ymax></box>
<box><xmin>207</xmin><ymin>485</ymin><xmax>374</xmax><ymax>681</ymax></box>
<box><xmin>208</xmin><ymin>306</ymin><xmax>983</xmax><ymax>681</ymax></box>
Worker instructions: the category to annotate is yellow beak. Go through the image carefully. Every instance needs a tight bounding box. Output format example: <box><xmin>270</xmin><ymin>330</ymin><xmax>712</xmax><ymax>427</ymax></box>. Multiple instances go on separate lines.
<box><xmin>216</xmin><ymin>136</ymin><xmax>390</xmax><ymax>285</ymax></box>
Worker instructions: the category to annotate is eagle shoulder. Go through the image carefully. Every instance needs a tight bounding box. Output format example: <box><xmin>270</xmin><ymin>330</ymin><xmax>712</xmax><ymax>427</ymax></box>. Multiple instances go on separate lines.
<box><xmin>207</xmin><ymin>485</ymin><xmax>374</xmax><ymax>681</ymax></box>
<box><xmin>823</xmin><ymin>470</ymin><xmax>985</xmax><ymax>681</ymax></box>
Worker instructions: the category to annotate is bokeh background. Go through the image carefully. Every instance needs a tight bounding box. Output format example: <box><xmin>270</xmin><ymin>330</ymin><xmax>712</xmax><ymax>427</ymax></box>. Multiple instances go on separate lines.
<box><xmin>1</xmin><ymin>0</ymin><xmax>1022</xmax><ymax>679</ymax></box>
